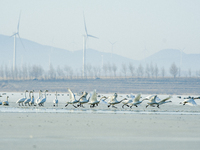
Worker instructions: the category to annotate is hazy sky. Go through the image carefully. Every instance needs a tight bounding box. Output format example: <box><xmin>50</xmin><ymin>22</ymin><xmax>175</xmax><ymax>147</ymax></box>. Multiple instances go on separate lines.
<box><xmin>1</xmin><ymin>0</ymin><xmax>200</xmax><ymax>60</ymax></box>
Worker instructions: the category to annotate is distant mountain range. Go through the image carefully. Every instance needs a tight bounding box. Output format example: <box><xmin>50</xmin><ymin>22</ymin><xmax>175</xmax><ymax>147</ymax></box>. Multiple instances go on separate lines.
<box><xmin>0</xmin><ymin>34</ymin><xmax>137</xmax><ymax>70</ymax></box>
<box><xmin>0</xmin><ymin>34</ymin><xmax>200</xmax><ymax>75</ymax></box>
<box><xmin>143</xmin><ymin>49</ymin><xmax>200</xmax><ymax>73</ymax></box>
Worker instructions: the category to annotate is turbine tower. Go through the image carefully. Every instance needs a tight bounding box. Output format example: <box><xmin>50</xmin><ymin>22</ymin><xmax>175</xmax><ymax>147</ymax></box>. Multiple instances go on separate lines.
<box><xmin>10</xmin><ymin>12</ymin><xmax>25</xmax><ymax>72</ymax></box>
<box><xmin>143</xmin><ymin>43</ymin><xmax>148</xmax><ymax>64</ymax></box>
<box><xmin>101</xmin><ymin>55</ymin><xmax>104</xmax><ymax>70</ymax></box>
<box><xmin>179</xmin><ymin>47</ymin><xmax>185</xmax><ymax>77</ymax></box>
<box><xmin>109</xmin><ymin>41</ymin><xmax>116</xmax><ymax>63</ymax></box>
<box><xmin>82</xmin><ymin>12</ymin><xmax>98</xmax><ymax>77</ymax></box>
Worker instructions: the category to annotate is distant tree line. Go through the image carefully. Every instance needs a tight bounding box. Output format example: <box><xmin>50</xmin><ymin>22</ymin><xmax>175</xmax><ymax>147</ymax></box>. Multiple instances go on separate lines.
<box><xmin>0</xmin><ymin>62</ymin><xmax>199</xmax><ymax>80</ymax></box>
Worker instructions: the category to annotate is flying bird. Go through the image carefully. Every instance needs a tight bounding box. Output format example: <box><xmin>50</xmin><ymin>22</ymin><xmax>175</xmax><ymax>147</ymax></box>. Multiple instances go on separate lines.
<box><xmin>180</xmin><ymin>98</ymin><xmax>197</xmax><ymax>106</ymax></box>
<box><xmin>122</xmin><ymin>93</ymin><xmax>135</xmax><ymax>108</ymax></box>
<box><xmin>106</xmin><ymin>93</ymin><xmax>127</xmax><ymax>108</ymax></box>
<box><xmin>88</xmin><ymin>90</ymin><xmax>101</xmax><ymax>108</ymax></box>
<box><xmin>129</xmin><ymin>93</ymin><xmax>145</xmax><ymax>108</ymax></box>
<box><xmin>77</xmin><ymin>91</ymin><xmax>89</xmax><ymax>107</ymax></box>
<box><xmin>146</xmin><ymin>95</ymin><xmax>160</xmax><ymax>108</ymax></box>
<box><xmin>158</xmin><ymin>96</ymin><xmax>172</xmax><ymax>105</ymax></box>
<box><xmin>65</xmin><ymin>88</ymin><xmax>79</xmax><ymax>108</ymax></box>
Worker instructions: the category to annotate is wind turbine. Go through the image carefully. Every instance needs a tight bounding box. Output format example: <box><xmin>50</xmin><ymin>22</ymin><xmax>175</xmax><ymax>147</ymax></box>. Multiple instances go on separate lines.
<box><xmin>109</xmin><ymin>41</ymin><xmax>116</xmax><ymax>63</ymax></box>
<box><xmin>10</xmin><ymin>12</ymin><xmax>25</xmax><ymax>72</ymax></box>
<box><xmin>49</xmin><ymin>38</ymin><xmax>54</xmax><ymax>70</ymax></box>
<box><xmin>82</xmin><ymin>12</ymin><xmax>98</xmax><ymax>77</ymax></box>
<box><xmin>143</xmin><ymin>43</ymin><xmax>148</xmax><ymax>64</ymax></box>
<box><xmin>179</xmin><ymin>47</ymin><xmax>185</xmax><ymax>77</ymax></box>
<box><xmin>101</xmin><ymin>55</ymin><xmax>104</xmax><ymax>70</ymax></box>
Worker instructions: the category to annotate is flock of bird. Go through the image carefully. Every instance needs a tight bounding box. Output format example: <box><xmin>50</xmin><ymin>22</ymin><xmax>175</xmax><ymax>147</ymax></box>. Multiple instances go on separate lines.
<box><xmin>0</xmin><ymin>89</ymin><xmax>199</xmax><ymax>108</ymax></box>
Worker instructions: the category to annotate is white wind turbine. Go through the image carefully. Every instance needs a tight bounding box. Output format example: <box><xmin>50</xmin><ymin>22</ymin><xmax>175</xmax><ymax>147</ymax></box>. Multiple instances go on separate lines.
<box><xmin>179</xmin><ymin>47</ymin><xmax>185</xmax><ymax>77</ymax></box>
<box><xmin>82</xmin><ymin>12</ymin><xmax>98</xmax><ymax>77</ymax></box>
<box><xmin>143</xmin><ymin>43</ymin><xmax>148</xmax><ymax>64</ymax></box>
<box><xmin>109</xmin><ymin>41</ymin><xmax>116</xmax><ymax>63</ymax></box>
<box><xmin>10</xmin><ymin>12</ymin><xmax>25</xmax><ymax>72</ymax></box>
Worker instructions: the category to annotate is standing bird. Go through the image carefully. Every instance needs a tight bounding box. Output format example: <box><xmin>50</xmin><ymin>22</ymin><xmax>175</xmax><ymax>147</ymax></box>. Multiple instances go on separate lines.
<box><xmin>35</xmin><ymin>90</ymin><xmax>42</xmax><ymax>105</ymax></box>
<box><xmin>53</xmin><ymin>91</ymin><xmax>58</xmax><ymax>107</ymax></box>
<box><xmin>2</xmin><ymin>96</ymin><xmax>9</xmax><ymax>106</ymax></box>
<box><xmin>24</xmin><ymin>91</ymin><xmax>32</xmax><ymax>106</ymax></box>
<box><xmin>16</xmin><ymin>90</ymin><xmax>28</xmax><ymax>106</ymax></box>
<box><xmin>38</xmin><ymin>90</ymin><xmax>48</xmax><ymax>106</ymax></box>
<box><xmin>65</xmin><ymin>88</ymin><xmax>79</xmax><ymax>108</ymax></box>
<box><xmin>29</xmin><ymin>90</ymin><xmax>35</xmax><ymax>106</ymax></box>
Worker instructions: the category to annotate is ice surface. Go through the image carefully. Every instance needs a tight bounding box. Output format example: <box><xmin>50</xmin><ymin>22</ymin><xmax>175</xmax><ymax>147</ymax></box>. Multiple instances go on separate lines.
<box><xmin>0</xmin><ymin>92</ymin><xmax>200</xmax><ymax>114</ymax></box>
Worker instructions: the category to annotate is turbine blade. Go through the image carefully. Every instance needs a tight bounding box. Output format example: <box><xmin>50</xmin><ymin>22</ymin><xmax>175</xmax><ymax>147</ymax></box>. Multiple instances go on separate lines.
<box><xmin>88</xmin><ymin>34</ymin><xmax>98</xmax><ymax>39</ymax></box>
<box><xmin>83</xmin><ymin>12</ymin><xmax>88</xmax><ymax>35</ymax></box>
<box><xmin>9</xmin><ymin>33</ymin><xmax>17</xmax><ymax>38</ymax></box>
<box><xmin>109</xmin><ymin>41</ymin><xmax>117</xmax><ymax>45</ymax></box>
<box><xmin>17</xmin><ymin>33</ymin><xmax>26</xmax><ymax>50</ymax></box>
<box><xmin>17</xmin><ymin>11</ymin><xmax>21</xmax><ymax>33</ymax></box>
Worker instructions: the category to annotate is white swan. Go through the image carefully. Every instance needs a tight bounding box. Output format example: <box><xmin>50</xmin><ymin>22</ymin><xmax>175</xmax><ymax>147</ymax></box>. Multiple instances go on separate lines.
<box><xmin>129</xmin><ymin>93</ymin><xmax>144</xmax><ymax>108</ymax></box>
<box><xmin>65</xmin><ymin>88</ymin><xmax>79</xmax><ymax>108</ymax></box>
<box><xmin>53</xmin><ymin>91</ymin><xmax>58</xmax><ymax>107</ymax></box>
<box><xmin>16</xmin><ymin>90</ymin><xmax>28</xmax><ymax>106</ymax></box>
<box><xmin>38</xmin><ymin>90</ymin><xmax>48</xmax><ymax>106</ymax></box>
<box><xmin>29</xmin><ymin>90</ymin><xmax>35</xmax><ymax>106</ymax></box>
<box><xmin>2</xmin><ymin>96</ymin><xmax>9</xmax><ymax>106</ymax></box>
<box><xmin>122</xmin><ymin>93</ymin><xmax>135</xmax><ymax>108</ymax></box>
<box><xmin>88</xmin><ymin>89</ymin><xmax>101</xmax><ymax>108</ymax></box>
<box><xmin>158</xmin><ymin>96</ymin><xmax>172</xmax><ymax>105</ymax></box>
<box><xmin>77</xmin><ymin>91</ymin><xmax>89</xmax><ymax>107</ymax></box>
<box><xmin>107</xmin><ymin>93</ymin><xmax>127</xmax><ymax>108</ymax></box>
<box><xmin>146</xmin><ymin>95</ymin><xmax>160</xmax><ymax>108</ymax></box>
<box><xmin>35</xmin><ymin>90</ymin><xmax>42</xmax><ymax>105</ymax></box>
<box><xmin>180</xmin><ymin>98</ymin><xmax>197</xmax><ymax>106</ymax></box>
<box><xmin>24</xmin><ymin>91</ymin><xmax>32</xmax><ymax>106</ymax></box>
